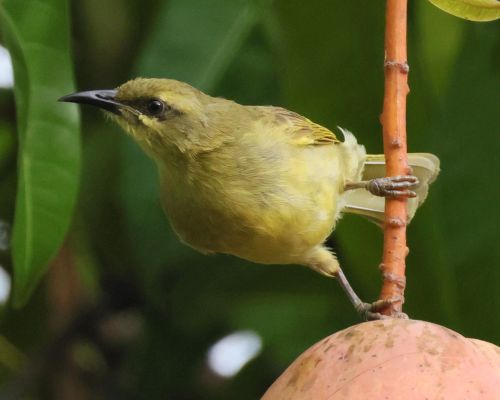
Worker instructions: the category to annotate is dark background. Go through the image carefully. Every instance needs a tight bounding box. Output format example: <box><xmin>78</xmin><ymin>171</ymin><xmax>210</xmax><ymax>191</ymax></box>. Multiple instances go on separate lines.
<box><xmin>0</xmin><ymin>0</ymin><xmax>499</xmax><ymax>398</ymax></box>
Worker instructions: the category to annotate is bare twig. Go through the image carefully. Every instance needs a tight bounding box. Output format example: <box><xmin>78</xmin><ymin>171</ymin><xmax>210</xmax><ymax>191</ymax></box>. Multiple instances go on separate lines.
<box><xmin>379</xmin><ymin>0</ymin><xmax>410</xmax><ymax>316</ymax></box>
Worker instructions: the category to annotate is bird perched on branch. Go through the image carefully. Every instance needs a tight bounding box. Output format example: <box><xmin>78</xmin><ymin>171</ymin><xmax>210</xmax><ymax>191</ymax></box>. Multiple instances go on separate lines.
<box><xmin>60</xmin><ymin>78</ymin><xmax>439</xmax><ymax>319</ymax></box>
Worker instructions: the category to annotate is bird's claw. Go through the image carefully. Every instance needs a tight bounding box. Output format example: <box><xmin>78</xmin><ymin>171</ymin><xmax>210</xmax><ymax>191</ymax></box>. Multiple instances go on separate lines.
<box><xmin>366</xmin><ymin>175</ymin><xmax>419</xmax><ymax>198</ymax></box>
<box><xmin>356</xmin><ymin>299</ymin><xmax>409</xmax><ymax>321</ymax></box>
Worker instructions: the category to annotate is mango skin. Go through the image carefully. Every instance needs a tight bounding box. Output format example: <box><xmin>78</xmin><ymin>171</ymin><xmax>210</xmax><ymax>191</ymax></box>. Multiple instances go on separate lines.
<box><xmin>261</xmin><ymin>319</ymin><xmax>500</xmax><ymax>400</ymax></box>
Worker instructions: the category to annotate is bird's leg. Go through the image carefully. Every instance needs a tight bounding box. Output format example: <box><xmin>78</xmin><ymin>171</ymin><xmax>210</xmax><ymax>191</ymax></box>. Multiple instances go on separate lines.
<box><xmin>334</xmin><ymin>268</ymin><xmax>399</xmax><ymax>321</ymax></box>
<box><xmin>344</xmin><ymin>175</ymin><xmax>419</xmax><ymax>198</ymax></box>
<box><xmin>307</xmin><ymin>248</ymin><xmax>397</xmax><ymax>320</ymax></box>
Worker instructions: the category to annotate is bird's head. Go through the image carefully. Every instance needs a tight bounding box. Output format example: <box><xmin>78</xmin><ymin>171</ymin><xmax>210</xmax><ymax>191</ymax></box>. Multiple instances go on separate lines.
<box><xmin>60</xmin><ymin>78</ymin><xmax>214</xmax><ymax>159</ymax></box>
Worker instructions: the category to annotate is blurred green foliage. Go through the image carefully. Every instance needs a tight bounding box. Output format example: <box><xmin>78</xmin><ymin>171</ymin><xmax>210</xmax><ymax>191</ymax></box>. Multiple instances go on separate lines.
<box><xmin>0</xmin><ymin>0</ymin><xmax>498</xmax><ymax>398</ymax></box>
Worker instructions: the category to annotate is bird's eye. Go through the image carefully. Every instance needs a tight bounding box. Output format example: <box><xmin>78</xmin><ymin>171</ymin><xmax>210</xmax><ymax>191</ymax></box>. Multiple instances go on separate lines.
<box><xmin>146</xmin><ymin>99</ymin><xmax>165</xmax><ymax>116</ymax></box>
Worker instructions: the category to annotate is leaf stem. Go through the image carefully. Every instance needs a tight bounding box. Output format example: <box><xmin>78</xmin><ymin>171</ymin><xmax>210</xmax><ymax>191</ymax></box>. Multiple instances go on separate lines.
<box><xmin>379</xmin><ymin>0</ymin><xmax>410</xmax><ymax>316</ymax></box>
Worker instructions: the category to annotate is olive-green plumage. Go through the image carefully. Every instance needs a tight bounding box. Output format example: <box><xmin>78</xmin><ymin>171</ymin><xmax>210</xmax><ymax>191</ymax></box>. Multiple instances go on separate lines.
<box><xmin>63</xmin><ymin>78</ymin><xmax>439</xmax><ymax>277</ymax></box>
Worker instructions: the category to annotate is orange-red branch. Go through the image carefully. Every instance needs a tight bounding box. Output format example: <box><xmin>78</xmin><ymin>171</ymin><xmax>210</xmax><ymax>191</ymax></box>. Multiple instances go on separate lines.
<box><xmin>379</xmin><ymin>0</ymin><xmax>410</xmax><ymax>316</ymax></box>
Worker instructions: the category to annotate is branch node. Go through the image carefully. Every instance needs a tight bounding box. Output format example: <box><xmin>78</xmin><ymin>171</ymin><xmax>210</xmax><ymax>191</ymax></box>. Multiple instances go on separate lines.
<box><xmin>386</xmin><ymin>294</ymin><xmax>405</xmax><ymax>304</ymax></box>
<box><xmin>382</xmin><ymin>271</ymin><xmax>406</xmax><ymax>289</ymax></box>
<box><xmin>387</xmin><ymin>217</ymin><xmax>406</xmax><ymax>228</ymax></box>
<box><xmin>384</xmin><ymin>60</ymin><xmax>409</xmax><ymax>74</ymax></box>
<box><xmin>391</xmin><ymin>138</ymin><xmax>402</xmax><ymax>148</ymax></box>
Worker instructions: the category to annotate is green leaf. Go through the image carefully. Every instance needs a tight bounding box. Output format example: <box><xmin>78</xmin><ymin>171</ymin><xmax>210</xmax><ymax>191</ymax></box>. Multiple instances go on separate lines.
<box><xmin>428</xmin><ymin>0</ymin><xmax>500</xmax><ymax>21</ymax></box>
<box><xmin>0</xmin><ymin>0</ymin><xmax>80</xmax><ymax>306</ymax></box>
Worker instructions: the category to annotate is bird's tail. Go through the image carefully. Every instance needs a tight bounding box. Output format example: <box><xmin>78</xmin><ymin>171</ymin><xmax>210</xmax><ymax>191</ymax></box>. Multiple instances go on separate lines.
<box><xmin>341</xmin><ymin>153</ymin><xmax>440</xmax><ymax>226</ymax></box>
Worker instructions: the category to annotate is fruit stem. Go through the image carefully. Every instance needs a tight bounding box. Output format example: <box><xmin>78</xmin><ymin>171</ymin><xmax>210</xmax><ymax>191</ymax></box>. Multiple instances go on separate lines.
<box><xmin>379</xmin><ymin>0</ymin><xmax>410</xmax><ymax>316</ymax></box>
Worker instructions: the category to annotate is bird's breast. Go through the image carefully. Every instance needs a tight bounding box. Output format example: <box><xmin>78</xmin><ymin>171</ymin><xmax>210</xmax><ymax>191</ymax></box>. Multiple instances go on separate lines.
<box><xmin>158</xmin><ymin>142</ymin><xmax>346</xmax><ymax>264</ymax></box>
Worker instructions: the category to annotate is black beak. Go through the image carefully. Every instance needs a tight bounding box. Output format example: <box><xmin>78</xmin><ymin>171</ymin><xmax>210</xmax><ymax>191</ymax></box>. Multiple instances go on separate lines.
<box><xmin>59</xmin><ymin>89</ymin><xmax>121</xmax><ymax>115</ymax></box>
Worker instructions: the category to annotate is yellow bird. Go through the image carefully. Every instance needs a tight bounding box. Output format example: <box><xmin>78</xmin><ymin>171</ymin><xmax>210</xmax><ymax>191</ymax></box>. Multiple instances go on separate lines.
<box><xmin>60</xmin><ymin>78</ymin><xmax>439</xmax><ymax>318</ymax></box>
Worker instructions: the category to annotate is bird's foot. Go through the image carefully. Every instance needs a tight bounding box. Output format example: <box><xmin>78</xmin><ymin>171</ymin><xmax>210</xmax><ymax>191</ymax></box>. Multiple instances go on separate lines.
<box><xmin>334</xmin><ymin>268</ymin><xmax>409</xmax><ymax>321</ymax></box>
<box><xmin>356</xmin><ymin>298</ymin><xmax>409</xmax><ymax>321</ymax></box>
<box><xmin>366</xmin><ymin>175</ymin><xmax>419</xmax><ymax>198</ymax></box>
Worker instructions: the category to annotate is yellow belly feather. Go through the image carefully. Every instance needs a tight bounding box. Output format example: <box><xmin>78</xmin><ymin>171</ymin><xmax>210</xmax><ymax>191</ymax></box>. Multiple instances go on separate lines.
<box><xmin>160</xmin><ymin>137</ymin><xmax>347</xmax><ymax>265</ymax></box>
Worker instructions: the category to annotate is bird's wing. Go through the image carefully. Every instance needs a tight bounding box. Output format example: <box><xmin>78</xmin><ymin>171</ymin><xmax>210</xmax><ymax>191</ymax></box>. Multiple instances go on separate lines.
<box><xmin>262</xmin><ymin>106</ymin><xmax>340</xmax><ymax>146</ymax></box>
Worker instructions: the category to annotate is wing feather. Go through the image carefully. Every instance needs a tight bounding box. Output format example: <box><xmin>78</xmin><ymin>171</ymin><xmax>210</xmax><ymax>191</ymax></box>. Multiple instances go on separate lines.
<box><xmin>260</xmin><ymin>106</ymin><xmax>339</xmax><ymax>146</ymax></box>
